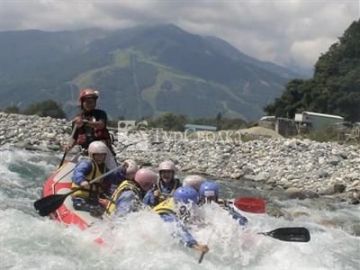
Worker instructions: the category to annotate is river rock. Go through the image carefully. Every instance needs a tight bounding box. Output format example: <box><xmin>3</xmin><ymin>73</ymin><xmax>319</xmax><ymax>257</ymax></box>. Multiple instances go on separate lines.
<box><xmin>2</xmin><ymin>112</ymin><xmax>360</xmax><ymax>206</ymax></box>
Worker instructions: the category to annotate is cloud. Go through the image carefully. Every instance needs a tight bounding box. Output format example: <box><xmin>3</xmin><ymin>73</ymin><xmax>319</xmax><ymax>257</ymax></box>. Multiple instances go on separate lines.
<box><xmin>290</xmin><ymin>37</ymin><xmax>337</xmax><ymax>67</ymax></box>
<box><xmin>0</xmin><ymin>0</ymin><xmax>359</xmax><ymax>69</ymax></box>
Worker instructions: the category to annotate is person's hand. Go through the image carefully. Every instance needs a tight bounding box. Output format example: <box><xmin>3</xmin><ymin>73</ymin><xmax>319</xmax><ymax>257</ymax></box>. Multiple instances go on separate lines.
<box><xmin>80</xmin><ymin>181</ymin><xmax>90</xmax><ymax>188</ymax></box>
<box><xmin>73</xmin><ymin>116</ymin><xmax>84</xmax><ymax>128</ymax></box>
<box><xmin>63</xmin><ymin>143</ymin><xmax>73</xmax><ymax>152</ymax></box>
<box><xmin>193</xmin><ymin>244</ymin><xmax>209</xmax><ymax>254</ymax></box>
<box><xmin>154</xmin><ymin>190</ymin><xmax>160</xmax><ymax>197</ymax></box>
<box><xmin>123</xmin><ymin>161</ymin><xmax>129</xmax><ymax>170</ymax></box>
<box><xmin>98</xmin><ymin>198</ymin><xmax>109</xmax><ymax>207</ymax></box>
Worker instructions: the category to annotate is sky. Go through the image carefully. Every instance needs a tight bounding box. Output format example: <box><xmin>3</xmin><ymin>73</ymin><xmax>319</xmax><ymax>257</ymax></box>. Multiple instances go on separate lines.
<box><xmin>0</xmin><ymin>0</ymin><xmax>359</xmax><ymax>71</ymax></box>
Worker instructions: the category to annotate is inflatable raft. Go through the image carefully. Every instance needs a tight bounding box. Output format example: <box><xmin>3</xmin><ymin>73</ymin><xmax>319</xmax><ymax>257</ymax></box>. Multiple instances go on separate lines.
<box><xmin>41</xmin><ymin>157</ymin><xmax>100</xmax><ymax>230</ymax></box>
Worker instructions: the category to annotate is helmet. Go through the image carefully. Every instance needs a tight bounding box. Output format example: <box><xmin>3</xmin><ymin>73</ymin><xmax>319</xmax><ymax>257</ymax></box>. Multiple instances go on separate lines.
<box><xmin>134</xmin><ymin>168</ymin><xmax>157</xmax><ymax>191</ymax></box>
<box><xmin>173</xmin><ymin>186</ymin><xmax>199</xmax><ymax>204</ymax></box>
<box><xmin>199</xmin><ymin>181</ymin><xmax>219</xmax><ymax>200</ymax></box>
<box><xmin>182</xmin><ymin>175</ymin><xmax>204</xmax><ymax>191</ymax></box>
<box><xmin>158</xmin><ymin>160</ymin><xmax>176</xmax><ymax>172</ymax></box>
<box><xmin>124</xmin><ymin>159</ymin><xmax>139</xmax><ymax>175</ymax></box>
<box><xmin>79</xmin><ymin>88</ymin><xmax>99</xmax><ymax>103</ymax></box>
<box><xmin>88</xmin><ymin>141</ymin><xmax>108</xmax><ymax>156</ymax></box>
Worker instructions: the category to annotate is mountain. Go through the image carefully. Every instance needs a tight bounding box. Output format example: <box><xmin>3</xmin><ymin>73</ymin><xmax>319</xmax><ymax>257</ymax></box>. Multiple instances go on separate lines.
<box><xmin>264</xmin><ymin>20</ymin><xmax>360</xmax><ymax>122</ymax></box>
<box><xmin>0</xmin><ymin>24</ymin><xmax>300</xmax><ymax>120</ymax></box>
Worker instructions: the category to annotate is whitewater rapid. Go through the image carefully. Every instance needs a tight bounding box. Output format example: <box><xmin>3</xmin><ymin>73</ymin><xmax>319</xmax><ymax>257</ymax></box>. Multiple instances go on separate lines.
<box><xmin>0</xmin><ymin>146</ymin><xmax>359</xmax><ymax>270</ymax></box>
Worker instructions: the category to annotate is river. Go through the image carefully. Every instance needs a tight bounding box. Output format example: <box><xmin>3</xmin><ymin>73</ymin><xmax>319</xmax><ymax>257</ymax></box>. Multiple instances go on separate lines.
<box><xmin>0</xmin><ymin>147</ymin><xmax>359</xmax><ymax>270</ymax></box>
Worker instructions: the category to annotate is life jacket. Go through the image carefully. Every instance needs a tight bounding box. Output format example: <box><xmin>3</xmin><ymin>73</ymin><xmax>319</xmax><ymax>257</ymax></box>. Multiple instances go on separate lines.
<box><xmin>75</xmin><ymin>111</ymin><xmax>112</xmax><ymax>149</ymax></box>
<box><xmin>71</xmin><ymin>159</ymin><xmax>106</xmax><ymax>199</ymax></box>
<box><xmin>153</xmin><ymin>198</ymin><xmax>193</xmax><ymax>223</ymax></box>
<box><xmin>153</xmin><ymin>178</ymin><xmax>181</xmax><ymax>204</ymax></box>
<box><xmin>105</xmin><ymin>180</ymin><xmax>143</xmax><ymax>215</ymax></box>
<box><xmin>152</xmin><ymin>198</ymin><xmax>176</xmax><ymax>215</ymax></box>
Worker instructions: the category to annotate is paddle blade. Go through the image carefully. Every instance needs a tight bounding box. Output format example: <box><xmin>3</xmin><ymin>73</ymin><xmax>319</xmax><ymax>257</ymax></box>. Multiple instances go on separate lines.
<box><xmin>34</xmin><ymin>194</ymin><xmax>68</xmax><ymax>217</ymax></box>
<box><xmin>234</xmin><ymin>197</ymin><xmax>266</xmax><ymax>213</ymax></box>
<box><xmin>261</xmin><ymin>227</ymin><xmax>311</xmax><ymax>242</ymax></box>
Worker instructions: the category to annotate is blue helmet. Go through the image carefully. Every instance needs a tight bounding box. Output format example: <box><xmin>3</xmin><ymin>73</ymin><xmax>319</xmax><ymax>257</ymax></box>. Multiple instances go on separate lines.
<box><xmin>199</xmin><ymin>180</ymin><xmax>219</xmax><ymax>200</ymax></box>
<box><xmin>173</xmin><ymin>186</ymin><xmax>199</xmax><ymax>204</ymax></box>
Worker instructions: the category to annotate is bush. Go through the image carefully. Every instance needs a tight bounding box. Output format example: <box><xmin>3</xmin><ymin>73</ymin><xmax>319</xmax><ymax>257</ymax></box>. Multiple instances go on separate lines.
<box><xmin>148</xmin><ymin>112</ymin><xmax>187</xmax><ymax>131</ymax></box>
<box><xmin>23</xmin><ymin>99</ymin><xmax>66</xmax><ymax>119</ymax></box>
<box><xmin>146</xmin><ymin>112</ymin><xmax>247</xmax><ymax>131</ymax></box>
<box><xmin>3</xmin><ymin>105</ymin><xmax>20</xmax><ymax>114</ymax></box>
<box><xmin>305</xmin><ymin>127</ymin><xmax>341</xmax><ymax>142</ymax></box>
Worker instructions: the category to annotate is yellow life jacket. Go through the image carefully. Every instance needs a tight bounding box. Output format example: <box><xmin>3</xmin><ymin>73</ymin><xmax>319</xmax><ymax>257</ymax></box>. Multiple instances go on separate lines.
<box><xmin>152</xmin><ymin>198</ymin><xmax>176</xmax><ymax>215</ymax></box>
<box><xmin>105</xmin><ymin>180</ymin><xmax>142</xmax><ymax>215</ymax></box>
<box><xmin>71</xmin><ymin>159</ymin><xmax>106</xmax><ymax>198</ymax></box>
<box><xmin>153</xmin><ymin>178</ymin><xmax>181</xmax><ymax>204</ymax></box>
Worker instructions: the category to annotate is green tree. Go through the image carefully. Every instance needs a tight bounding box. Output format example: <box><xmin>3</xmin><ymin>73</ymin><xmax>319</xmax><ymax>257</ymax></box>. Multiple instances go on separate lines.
<box><xmin>23</xmin><ymin>99</ymin><xmax>66</xmax><ymax>119</ymax></box>
<box><xmin>148</xmin><ymin>112</ymin><xmax>187</xmax><ymax>131</ymax></box>
<box><xmin>264</xmin><ymin>19</ymin><xmax>360</xmax><ymax>122</ymax></box>
<box><xmin>3</xmin><ymin>105</ymin><xmax>20</xmax><ymax>114</ymax></box>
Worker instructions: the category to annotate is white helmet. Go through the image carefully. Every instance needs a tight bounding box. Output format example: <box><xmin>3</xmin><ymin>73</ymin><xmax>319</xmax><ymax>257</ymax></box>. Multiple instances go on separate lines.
<box><xmin>182</xmin><ymin>175</ymin><xmax>205</xmax><ymax>191</ymax></box>
<box><xmin>124</xmin><ymin>159</ymin><xmax>139</xmax><ymax>175</ymax></box>
<box><xmin>88</xmin><ymin>141</ymin><xmax>108</xmax><ymax>156</ymax></box>
<box><xmin>158</xmin><ymin>160</ymin><xmax>176</xmax><ymax>172</ymax></box>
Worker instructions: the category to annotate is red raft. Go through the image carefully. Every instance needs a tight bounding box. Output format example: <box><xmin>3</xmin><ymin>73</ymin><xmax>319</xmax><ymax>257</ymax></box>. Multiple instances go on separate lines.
<box><xmin>42</xmin><ymin>159</ymin><xmax>100</xmax><ymax>230</ymax></box>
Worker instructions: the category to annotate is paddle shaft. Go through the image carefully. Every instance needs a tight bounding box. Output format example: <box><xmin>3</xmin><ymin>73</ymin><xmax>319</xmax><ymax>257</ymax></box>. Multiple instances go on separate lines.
<box><xmin>87</xmin><ymin>165</ymin><xmax>121</xmax><ymax>185</ymax></box>
<box><xmin>59</xmin><ymin>126</ymin><xmax>77</xmax><ymax>168</ymax></box>
<box><xmin>198</xmin><ymin>228</ymin><xmax>214</xmax><ymax>264</ymax></box>
<box><xmin>198</xmin><ymin>252</ymin><xmax>206</xmax><ymax>264</ymax></box>
<box><xmin>60</xmin><ymin>164</ymin><xmax>122</xmax><ymax>198</ymax></box>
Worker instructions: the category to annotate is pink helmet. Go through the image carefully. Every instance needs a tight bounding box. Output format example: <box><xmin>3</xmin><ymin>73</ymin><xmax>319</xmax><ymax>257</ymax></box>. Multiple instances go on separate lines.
<box><xmin>158</xmin><ymin>160</ymin><xmax>176</xmax><ymax>172</ymax></box>
<box><xmin>134</xmin><ymin>168</ymin><xmax>157</xmax><ymax>191</ymax></box>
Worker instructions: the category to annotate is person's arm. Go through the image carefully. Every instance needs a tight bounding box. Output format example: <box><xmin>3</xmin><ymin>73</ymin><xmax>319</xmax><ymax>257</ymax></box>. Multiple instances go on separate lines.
<box><xmin>160</xmin><ymin>213</ymin><xmax>209</xmax><ymax>253</ymax></box>
<box><xmin>105</xmin><ymin>169</ymin><xmax>125</xmax><ymax>186</ymax></box>
<box><xmin>72</xmin><ymin>160</ymin><xmax>92</xmax><ymax>186</ymax></box>
<box><xmin>114</xmin><ymin>190</ymin><xmax>140</xmax><ymax>216</ymax></box>
<box><xmin>226</xmin><ymin>205</ymin><xmax>248</xmax><ymax>226</ymax></box>
<box><xmin>103</xmin><ymin>169</ymin><xmax>126</xmax><ymax>195</ymax></box>
<box><xmin>86</xmin><ymin>110</ymin><xmax>107</xmax><ymax>129</ymax></box>
<box><xmin>143</xmin><ymin>190</ymin><xmax>156</xmax><ymax>206</ymax></box>
<box><xmin>86</xmin><ymin>119</ymin><xmax>106</xmax><ymax>129</ymax></box>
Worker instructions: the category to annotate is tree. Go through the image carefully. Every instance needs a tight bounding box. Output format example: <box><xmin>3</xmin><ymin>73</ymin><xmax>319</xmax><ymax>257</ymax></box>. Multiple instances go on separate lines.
<box><xmin>264</xmin><ymin>19</ymin><xmax>360</xmax><ymax>121</ymax></box>
<box><xmin>148</xmin><ymin>112</ymin><xmax>187</xmax><ymax>131</ymax></box>
<box><xmin>23</xmin><ymin>99</ymin><xmax>66</xmax><ymax>119</ymax></box>
<box><xmin>3</xmin><ymin>105</ymin><xmax>20</xmax><ymax>114</ymax></box>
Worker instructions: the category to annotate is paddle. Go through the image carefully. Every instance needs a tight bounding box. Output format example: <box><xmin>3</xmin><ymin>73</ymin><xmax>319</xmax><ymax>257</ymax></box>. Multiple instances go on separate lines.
<box><xmin>58</xmin><ymin>151</ymin><xmax>68</xmax><ymax>168</ymax></box>
<box><xmin>198</xmin><ymin>228</ymin><xmax>214</xmax><ymax>264</ymax></box>
<box><xmin>259</xmin><ymin>227</ymin><xmax>311</xmax><ymax>242</ymax></box>
<box><xmin>232</xmin><ymin>199</ymin><xmax>310</xmax><ymax>241</ymax></box>
<box><xmin>198</xmin><ymin>227</ymin><xmax>310</xmax><ymax>264</ymax></box>
<box><xmin>59</xmin><ymin>126</ymin><xmax>77</xmax><ymax>168</ymax></box>
<box><xmin>198</xmin><ymin>251</ymin><xmax>206</xmax><ymax>264</ymax></box>
<box><xmin>34</xmin><ymin>165</ymin><xmax>122</xmax><ymax>217</ymax></box>
<box><xmin>233</xmin><ymin>197</ymin><xmax>266</xmax><ymax>213</ymax></box>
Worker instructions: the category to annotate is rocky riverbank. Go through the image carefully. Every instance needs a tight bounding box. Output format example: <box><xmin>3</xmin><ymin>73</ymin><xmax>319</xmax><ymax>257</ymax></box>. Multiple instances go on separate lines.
<box><xmin>1</xmin><ymin>112</ymin><xmax>360</xmax><ymax>204</ymax></box>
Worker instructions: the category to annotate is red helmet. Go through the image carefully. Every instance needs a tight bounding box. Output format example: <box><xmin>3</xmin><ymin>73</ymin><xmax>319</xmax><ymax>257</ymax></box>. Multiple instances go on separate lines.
<box><xmin>78</xmin><ymin>88</ymin><xmax>99</xmax><ymax>103</ymax></box>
